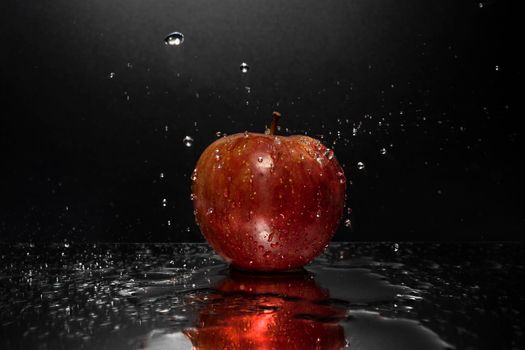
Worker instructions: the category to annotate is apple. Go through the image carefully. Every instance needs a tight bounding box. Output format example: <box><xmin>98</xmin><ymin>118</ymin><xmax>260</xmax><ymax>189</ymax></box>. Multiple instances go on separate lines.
<box><xmin>183</xmin><ymin>269</ymin><xmax>346</xmax><ymax>349</ymax></box>
<box><xmin>191</xmin><ymin>112</ymin><xmax>346</xmax><ymax>271</ymax></box>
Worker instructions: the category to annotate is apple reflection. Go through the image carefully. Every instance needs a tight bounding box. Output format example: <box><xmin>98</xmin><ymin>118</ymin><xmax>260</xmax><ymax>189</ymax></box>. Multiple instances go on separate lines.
<box><xmin>183</xmin><ymin>268</ymin><xmax>347</xmax><ymax>350</ymax></box>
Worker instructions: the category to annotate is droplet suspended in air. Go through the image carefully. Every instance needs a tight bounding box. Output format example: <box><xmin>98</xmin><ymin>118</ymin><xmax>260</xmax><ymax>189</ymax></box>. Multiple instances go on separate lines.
<box><xmin>162</xmin><ymin>198</ymin><xmax>167</xmax><ymax>207</ymax></box>
<box><xmin>357</xmin><ymin>161</ymin><xmax>365</xmax><ymax>170</ymax></box>
<box><xmin>240</xmin><ymin>62</ymin><xmax>249</xmax><ymax>73</ymax></box>
<box><xmin>183</xmin><ymin>136</ymin><xmax>194</xmax><ymax>147</ymax></box>
<box><xmin>164</xmin><ymin>32</ymin><xmax>184</xmax><ymax>46</ymax></box>
<box><xmin>380</xmin><ymin>148</ymin><xmax>387</xmax><ymax>155</ymax></box>
<box><xmin>108</xmin><ymin>72</ymin><xmax>115</xmax><ymax>79</ymax></box>
<box><xmin>495</xmin><ymin>65</ymin><xmax>499</xmax><ymax>71</ymax></box>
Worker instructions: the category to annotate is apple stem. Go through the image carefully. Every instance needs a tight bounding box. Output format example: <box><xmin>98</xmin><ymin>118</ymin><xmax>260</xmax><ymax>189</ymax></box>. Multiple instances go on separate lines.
<box><xmin>268</xmin><ymin>111</ymin><xmax>281</xmax><ymax>135</ymax></box>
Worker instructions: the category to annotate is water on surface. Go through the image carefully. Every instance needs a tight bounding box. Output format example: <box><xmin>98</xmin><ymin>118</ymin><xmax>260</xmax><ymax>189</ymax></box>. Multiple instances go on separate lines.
<box><xmin>0</xmin><ymin>243</ymin><xmax>524</xmax><ymax>349</ymax></box>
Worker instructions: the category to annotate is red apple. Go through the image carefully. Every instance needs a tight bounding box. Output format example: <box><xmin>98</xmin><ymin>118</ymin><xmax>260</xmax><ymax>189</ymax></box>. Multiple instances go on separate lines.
<box><xmin>191</xmin><ymin>112</ymin><xmax>346</xmax><ymax>271</ymax></box>
<box><xmin>183</xmin><ymin>270</ymin><xmax>346</xmax><ymax>350</ymax></box>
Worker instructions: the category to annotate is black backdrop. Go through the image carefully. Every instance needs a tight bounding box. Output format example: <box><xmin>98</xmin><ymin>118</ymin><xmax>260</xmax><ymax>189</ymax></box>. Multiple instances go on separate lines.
<box><xmin>1</xmin><ymin>0</ymin><xmax>521</xmax><ymax>242</ymax></box>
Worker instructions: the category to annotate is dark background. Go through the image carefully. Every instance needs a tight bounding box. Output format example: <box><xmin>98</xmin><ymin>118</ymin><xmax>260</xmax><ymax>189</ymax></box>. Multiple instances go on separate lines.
<box><xmin>1</xmin><ymin>0</ymin><xmax>521</xmax><ymax>242</ymax></box>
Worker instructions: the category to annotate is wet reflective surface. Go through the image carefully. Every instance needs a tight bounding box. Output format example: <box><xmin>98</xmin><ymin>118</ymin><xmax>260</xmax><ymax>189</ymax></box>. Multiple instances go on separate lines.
<box><xmin>1</xmin><ymin>243</ymin><xmax>524</xmax><ymax>349</ymax></box>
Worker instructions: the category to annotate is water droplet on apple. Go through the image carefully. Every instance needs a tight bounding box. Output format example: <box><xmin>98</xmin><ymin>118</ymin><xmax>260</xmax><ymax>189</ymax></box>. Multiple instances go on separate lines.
<box><xmin>215</xmin><ymin>131</ymin><xmax>222</xmax><ymax>137</ymax></box>
<box><xmin>240</xmin><ymin>62</ymin><xmax>249</xmax><ymax>73</ymax></box>
<box><xmin>263</xmin><ymin>251</ymin><xmax>271</xmax><ymax>259</ymax></box>
<box><xmin>206</xmin><ymin>208</ymin><xmax>214</xmax><ymax>215</ymax></box>
<box><xmin>183</xmin><ymin>136</ymin><xmax>194</xmax><ymax>147</ymax></box>
<box><xmin>190</xmin><ymin>193</ymin><xmax>196</xmax><ymax>201</ymax></box>
<box><xmin>357</xmin><ymin>161</ymin><xmax>365</xmax><ymax>170</ymax></box>
<box><xmin>274</xmin><ymin>137</ymin><xmax>281</xmax><ymax>145</ymax></box>
<box><xmin>244</xmin><ymin>131</ymin><xmax>249</xmax><ymax>137</ymax></box>
<box><xmin>164</xmin><ymin>32</ymin><xmax>184</xmax><ymax>46</ymax></box>
<box><xmin>257</xmin><ymin>156</ymin><xmax>263</xmax><ymax>163</ymax></box>
<box><xmin>191</xmin><ymin>170</ymin><xmax>197</xmax><ymax>181</ymax></box>
<box><xmin>324</xmin><ymin>149</ymin><xmax>334</xmax><ymax>160</ymax></box>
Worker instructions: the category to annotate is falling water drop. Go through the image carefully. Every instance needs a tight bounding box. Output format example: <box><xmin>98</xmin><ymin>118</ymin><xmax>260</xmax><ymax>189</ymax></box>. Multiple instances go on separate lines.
<box><xmin>240</xmin><ymin>62</ymin><xmax>249</xmax><ymax>73</ymax></box>
<box><xmin>380</xmin><ymin>148</ymin><xmax>387</xmax><ymax>155</ymax></box>
<box><xmin>183</xmin><ymin>136</ymin><xmax>194</xmax><ymax>147</ymax></box>
<box><xmin>162</xmin><ymin>198</ymin><xmax>167</xmax><ymax>207</ymax></box>
<box><xmin>108</xmin><ymin>72</ymin><xmax>115</xmax><ymax>79</ymax></box>
<box><xmin>164</xmin><ymin>32</ymin><xmax>184</xmax><ymax>46</ymax></box>
<box><xmin>357</xmin><ymin>161</ymin><xmax>365</xmax><ymax>170</ymax></box>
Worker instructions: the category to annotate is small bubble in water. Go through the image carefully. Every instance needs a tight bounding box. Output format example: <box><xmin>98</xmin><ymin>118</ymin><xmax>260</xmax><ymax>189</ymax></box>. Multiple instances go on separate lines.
<box><xmin>357</xmin><ymin>161</ymin><xmax>365</xmax><ymax>170</ymax></box>
<box><xmin>495</xmin><ymin>65</ymin><xmax>499</xmax><ymax>71</ymax></box>
<box><xmin>164</xmin><ymin>32</ymin><xmax>184</xmax><ymax>46</ymax></box>
<box><xmin>108</xmin><ymin>72</ymin><xmax>115</xmax><ymax>79</ymax></box>
<box><xmin>380</xmin><ymin>148</ymin><xmax>387</xmax><ymax>155</ymax></box>
<box><xmin>162</xmin><ymin>198</ymin><xmax>167</xmax><ymax>207</ymax></box>
<box><xmin>240</xmin><ymin>62</ymin><xmax>249</xmax><ymax>73</ymax></box>
<box><xmin>183</xmin><ymin>136</ymin><xmax>194</xmax><ymax>147</ymax></box>
<box><xmin>478</xmin><ymin>2</ymin><xmax>484</xmax><ymax>8</ymax></box>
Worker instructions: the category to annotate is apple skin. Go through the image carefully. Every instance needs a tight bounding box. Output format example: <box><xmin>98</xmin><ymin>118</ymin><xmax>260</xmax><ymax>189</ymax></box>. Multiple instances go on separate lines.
<box><xmin>191</xmin><ymin>132</ymin><xmax>346</xmax><ymax>271</ymax></box>
<box><xmin>183</xmin><ymin>270</ymin><xmax>346</xmax><ymax>350</ymax></box>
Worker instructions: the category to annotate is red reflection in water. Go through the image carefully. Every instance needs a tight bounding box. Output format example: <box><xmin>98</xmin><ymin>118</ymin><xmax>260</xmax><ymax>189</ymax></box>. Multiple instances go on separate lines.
<box><xmin>184</xmin><ymin>269</ymin><xmax>346</xmax><ymax>349</ymax></box>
